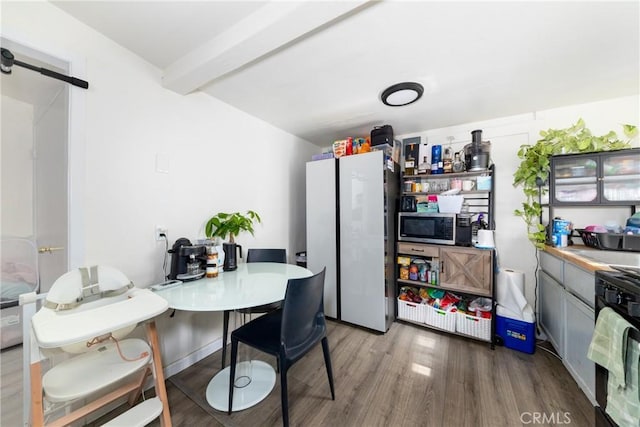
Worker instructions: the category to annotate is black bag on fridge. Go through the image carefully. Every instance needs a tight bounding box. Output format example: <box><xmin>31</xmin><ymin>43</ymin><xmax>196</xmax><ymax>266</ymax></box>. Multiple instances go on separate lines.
<box><xmin>371</xmin><ymin>125</ymin><xmax>394</xmax><ymax>146</ymax></box>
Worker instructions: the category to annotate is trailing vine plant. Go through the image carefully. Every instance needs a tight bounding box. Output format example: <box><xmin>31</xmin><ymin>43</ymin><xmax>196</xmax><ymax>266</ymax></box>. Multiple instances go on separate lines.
<box><xmin>513</xmin><ymin>119</ymin><xmax>637</xmax><ymax>248</ymax></box>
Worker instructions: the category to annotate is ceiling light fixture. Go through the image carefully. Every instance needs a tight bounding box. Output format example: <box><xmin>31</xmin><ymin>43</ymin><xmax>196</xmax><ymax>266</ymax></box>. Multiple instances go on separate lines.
<box><xmin>380</xmin><ymin>82</ymin><xmax>423</xmax><ymax>107</ymax></box>
<box><xmin>1</xmin><ymin>47</ymin><xmax>89</xmax><ymax>89</ymax></box>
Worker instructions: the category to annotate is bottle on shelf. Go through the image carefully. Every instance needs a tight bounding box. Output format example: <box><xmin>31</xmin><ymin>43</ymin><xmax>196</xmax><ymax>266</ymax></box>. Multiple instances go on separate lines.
<box><xmin>431</xmin><ymin>145</ymin><xmax>443</xmax><ymax>174</ymax></box>
<box><xmin>405</xmin><ymin>153</ymin><xmax>416</xmax><ymax>175</ymax></box>
<box><xmin>452</xmin><ymin>151</ymin><xmax>465</xmax><ymax>173</ymax></box>
<box><xmin>431</xmin><ymin>261</ymin><xmax>439</xmax><ymax>285</ymax></box>
<box><xmin>443</xmin><ymin>137</ymin><xmax>454</xmax><ymax>173</ymax></box>
<box><xmin>443</xmin><ymin>147</ymin><xmax>453</xmax><ymax>173</ymax></box>
<box><xmin>418</xmin><ymin>156</ymin><xmax>430</xmax><ymax>175</ymax></box>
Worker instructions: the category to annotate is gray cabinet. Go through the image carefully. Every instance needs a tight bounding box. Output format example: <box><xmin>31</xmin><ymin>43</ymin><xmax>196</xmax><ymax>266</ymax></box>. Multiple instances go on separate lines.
<box><xmin>564</xmin><ymin>292</ymin><xmax>596</xmax><ymax>405</ymax></box>
<box><xmin>538</xmin><ymin>250</ymin><xmax>595</xmax><ymax>403</ymax></box>
<box><xmin>539</xmin><ymin>269</ymin><xmax>565</xmax><ymax>358</ymax></box>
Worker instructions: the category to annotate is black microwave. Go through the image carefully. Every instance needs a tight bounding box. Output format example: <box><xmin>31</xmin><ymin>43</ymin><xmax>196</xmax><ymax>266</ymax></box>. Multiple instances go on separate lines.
<box><xmin>398</xmin><ymin>212</ymin><xmax>456</xmax><ymax>245</ymax></box>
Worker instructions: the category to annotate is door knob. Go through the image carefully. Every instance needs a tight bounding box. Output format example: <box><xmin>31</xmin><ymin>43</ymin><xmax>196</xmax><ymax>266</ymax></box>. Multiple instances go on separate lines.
<box><xmin>38</xmin><ymin>246</ymin><xmax>64</xmax><ymax>254</ymax></box>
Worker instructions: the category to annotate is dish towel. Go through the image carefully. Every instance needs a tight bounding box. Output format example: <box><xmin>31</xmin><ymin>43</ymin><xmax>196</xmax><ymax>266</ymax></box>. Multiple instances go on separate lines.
<box><xmin>588</xmin><ymin>307</ymin><xmax>635</xmax><ymax>386</ymax></box>
<box><xmin>605</xmin><ymin>339</ymin><xmax>640</xmax><ymax>427</ymax></box>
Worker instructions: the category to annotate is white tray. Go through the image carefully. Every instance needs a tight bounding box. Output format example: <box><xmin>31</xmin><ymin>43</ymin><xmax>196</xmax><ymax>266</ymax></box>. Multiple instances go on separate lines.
<box><xmin>32</xmin><ymin>289</ymin><xmax>168</xmax><ymax>348</ymax></box>
<box><xmin>42</xmin><ymin>338</ymin><xmax>151</xmax><ymax>402</ymax></box>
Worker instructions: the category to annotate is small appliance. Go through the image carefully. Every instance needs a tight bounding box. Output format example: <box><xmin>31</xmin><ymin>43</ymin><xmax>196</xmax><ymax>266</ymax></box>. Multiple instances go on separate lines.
<box><xmin>464</xmin><ymin>129</ymin><xmax>491</xmax><ymax>171</ymax></box>
<box><xmin>476</xmin><ymin>229</ymin><xmax>495</xmax><ymax>248</ymax></box>
<box><xmin>168</xmin><ymin>238</ymin><xmax>206</xmax><ymax>280</ymax></box>
<box><xmin>370</xmin><ymin>124</ymin><xmax>394</xmax><ymax>146</ymax></box>
<box><xmin>398</xmin><ymin>212</ymin><xmax>456</xmax><ymax>245</ymax></box>
<box><xmin>223</xmin><ymin>242</ymin><xmax>243</xmax><ymax>271</ymax></box>
<box><xmin>455</xmin><ymin>214</ymin><xmax>474</xmax><ymax>247</ymax></box>
<box><xmin>400</xmin><ymin>196</ymin><xmax>417</xmax><ymax>212</ymax></box>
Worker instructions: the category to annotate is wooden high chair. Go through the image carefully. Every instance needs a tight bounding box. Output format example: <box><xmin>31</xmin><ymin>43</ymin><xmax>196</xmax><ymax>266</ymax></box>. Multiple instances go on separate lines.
<box><xmin>22</xmin><ymin>266</ymin><xmax>172</xmax><ymax>426</ymax></box>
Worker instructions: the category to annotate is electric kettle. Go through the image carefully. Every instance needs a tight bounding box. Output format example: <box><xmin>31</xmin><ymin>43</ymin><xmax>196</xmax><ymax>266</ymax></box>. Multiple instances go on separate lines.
<box><xmin>223</xmin><ymin>242</ymin><xmax>242</xmax><ymax>271</ymax></box>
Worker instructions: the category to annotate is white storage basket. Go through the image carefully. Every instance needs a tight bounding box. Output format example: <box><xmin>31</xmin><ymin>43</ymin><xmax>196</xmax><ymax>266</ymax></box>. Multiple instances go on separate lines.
<box><xmin>455</xmin><ymin>312</ymin><xmax>492</xmax><ymax>341</ymax></box>
<box><xmin>424</xmin><ymin>305</ymin><xmax>457</xmax><ymax>332</ymax></box>
<box><xmin>397</xmin><ymin>299</ymin><xmax>426</xmax><ymax>323</ymax></box>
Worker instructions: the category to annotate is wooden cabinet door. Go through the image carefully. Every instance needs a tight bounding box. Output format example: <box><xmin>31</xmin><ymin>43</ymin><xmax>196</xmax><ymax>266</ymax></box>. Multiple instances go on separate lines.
<box><xmin>439</xmin><ymin>247</ymin><xmax>492</xmax><ymax>296</ymax></box>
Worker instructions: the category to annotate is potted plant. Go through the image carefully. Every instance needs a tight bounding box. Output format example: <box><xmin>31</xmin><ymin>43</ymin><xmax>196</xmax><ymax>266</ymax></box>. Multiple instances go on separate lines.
<box><xmin>205</xmin><ymin>210</ymin><xmax>261</xmax><ymax>243</ymax></box>
<box><xmin>205</xmin><ymin>210</ymin><xmax>261</xmax><ymax>271</ymax></box>
<box><xmin>513</xmin><ymin>119</ymin><xmax>636</xmax><ymax>248</ymax></box>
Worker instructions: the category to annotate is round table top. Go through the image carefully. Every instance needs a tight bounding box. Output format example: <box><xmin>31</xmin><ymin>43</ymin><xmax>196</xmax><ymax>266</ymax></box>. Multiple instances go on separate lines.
<box><xmin>152</xmin><ymin>263</ymin><xmax>313</xmax><ymax>311</ymax></box>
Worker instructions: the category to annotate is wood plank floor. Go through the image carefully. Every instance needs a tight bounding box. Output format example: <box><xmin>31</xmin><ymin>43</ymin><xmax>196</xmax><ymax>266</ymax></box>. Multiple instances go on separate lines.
<box><xmin>2</xmin><ymin>319</ymin><xmax>593</xmax><ymax>426</ymax></box>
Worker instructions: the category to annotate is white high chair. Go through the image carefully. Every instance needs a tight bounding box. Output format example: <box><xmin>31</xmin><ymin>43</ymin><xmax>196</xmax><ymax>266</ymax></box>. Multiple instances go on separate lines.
<box><xmin>22</xmin><ymin>266</ymin><xmax>171</xmax><ymax>426</ymax></box>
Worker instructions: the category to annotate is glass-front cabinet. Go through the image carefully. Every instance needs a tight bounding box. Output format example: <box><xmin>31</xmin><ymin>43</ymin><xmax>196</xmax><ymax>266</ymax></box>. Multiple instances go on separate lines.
<box><xmin>601</xmin><ymin>150</ymin><xmax>640</xmax><ymax>203</ymax></box>
<box><xmin>550</xmin><ymin>148</ymin><xmax>640</xmax><ymax>205</ymax></box>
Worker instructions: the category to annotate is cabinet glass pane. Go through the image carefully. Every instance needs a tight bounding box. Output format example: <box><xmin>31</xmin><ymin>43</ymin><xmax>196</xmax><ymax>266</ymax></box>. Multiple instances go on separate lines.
<box><xmin>552</xmin><ymin>156</ymin><xmax>598</xmax><ymax>202</ymax></box>
<box><xmin>552</xmin><ymin>156</ymin><xmax>598</xmax><ymax>179</ymax></box>
<box><xmin>602</xmin><ymin>153</ymin><xmax>640</xmax><ymax>202</ymax></box>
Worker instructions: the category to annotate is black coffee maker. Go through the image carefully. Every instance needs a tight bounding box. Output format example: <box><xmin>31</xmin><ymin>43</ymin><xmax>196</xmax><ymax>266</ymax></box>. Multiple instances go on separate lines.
<box><xmin>169</xmin><ymin>238</ymin><xmax>206</xmax><ymax>280</ymax></box>
<box><xmin>222</xmin><ymin>242</ymin><xmax>242</xmax><ymax>271</ymax></box>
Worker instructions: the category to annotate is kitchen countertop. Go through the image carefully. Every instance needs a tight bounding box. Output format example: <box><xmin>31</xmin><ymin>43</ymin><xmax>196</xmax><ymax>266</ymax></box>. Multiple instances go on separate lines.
<box><xmin>544</xmin><ymin>244</ymin><xmax>640</xmax><ymax>272</ymax></box>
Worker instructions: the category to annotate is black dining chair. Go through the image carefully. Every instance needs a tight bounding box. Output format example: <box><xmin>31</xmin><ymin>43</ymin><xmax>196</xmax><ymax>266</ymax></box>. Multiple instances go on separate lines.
<box><xmin>221</xmin><ymin>248</ymin><xmax>287</xmax><ymax>369</ymax></box>
<box><xmin>228</xmin><ymin>267</ymin><xmax>334</xmax><ymax>427</ymax></box>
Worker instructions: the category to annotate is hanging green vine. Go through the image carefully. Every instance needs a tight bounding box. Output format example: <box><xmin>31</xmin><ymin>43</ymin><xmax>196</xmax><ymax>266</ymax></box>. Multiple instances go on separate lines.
<box><xmin>513</xmin><ymin>119</ymin><xmax>636</xmax><ymax>248</ymax></box>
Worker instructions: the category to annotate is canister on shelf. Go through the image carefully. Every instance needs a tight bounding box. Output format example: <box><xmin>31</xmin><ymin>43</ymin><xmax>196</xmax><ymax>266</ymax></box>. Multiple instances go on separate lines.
<box><xmin>399</xmin><ymin>266</ymin><xmax>409</xmax><ymax>280</ymax></box>
<box><xmin>418</xmin><ymin>263</ymin><xmax>429</xmax><ymax>282</ymax></box>
<box><xmin>206</xmin><ymin>246</ymin><xmax>218</xmax><ymax>278</ymax></box>
<box><xmin>409</xmin><ymin>264</ymin><xmax>419</xmax><ymax>281</ymax></box>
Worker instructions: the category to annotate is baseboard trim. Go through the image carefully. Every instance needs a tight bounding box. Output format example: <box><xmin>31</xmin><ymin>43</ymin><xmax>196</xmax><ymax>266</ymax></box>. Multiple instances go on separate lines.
<box><xmin>162</xmin><ymin>338</ymin><xmax>223</xmax><ymax>379</ymax></box>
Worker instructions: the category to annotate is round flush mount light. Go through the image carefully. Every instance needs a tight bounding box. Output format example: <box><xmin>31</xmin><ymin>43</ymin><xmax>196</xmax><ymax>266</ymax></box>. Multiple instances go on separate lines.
<box><xmin>381</xmin><ymin>82</ymin><xmax>424</xmax><ymax>106</ymax></box>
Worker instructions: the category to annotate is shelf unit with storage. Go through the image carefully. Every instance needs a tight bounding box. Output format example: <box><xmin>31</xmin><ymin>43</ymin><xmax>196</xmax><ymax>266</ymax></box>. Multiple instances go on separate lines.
<box><xmin>401</xmin><ymin>165</ymin><xmax>495</xmax><ymax>229</ymax></box>
<box><xmin>546</xmin><ymin>148</ymin><xmax>639</xmax><ymax>249</ymax></box>
<box><xmin>550</xmin><ymin>148</ymin><xmax>639</xmax><ymax>206</ymax></box>
<box><xmin>396</xmin><ymin>241</ymin><xmax>495</xmax><ymax>345</ymax></box>
<box><xmin>549</xmin><ymin>148</ymin><xmax>639</xmax><ymax>215</ymax></box>
<box><xmin>396</xmin><ymin>166</ymin><xmax>497</xmax><ymax>347</ymax></box>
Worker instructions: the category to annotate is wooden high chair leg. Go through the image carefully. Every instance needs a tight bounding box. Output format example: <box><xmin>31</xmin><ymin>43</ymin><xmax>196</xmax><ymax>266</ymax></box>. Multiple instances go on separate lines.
<box><xmin>127</xmin><ymin>368</ymin><xmax>151</xmax><ymax>406</ymax></box>
<box><xmin>145</xmin><ymin>320</ymin><xmax>172</xmax><ymax>427</ymax></box>
<box><xmin>30</xmin><ymin>361</ymin><xmax>44</xmax><ymax>426</ymax></box>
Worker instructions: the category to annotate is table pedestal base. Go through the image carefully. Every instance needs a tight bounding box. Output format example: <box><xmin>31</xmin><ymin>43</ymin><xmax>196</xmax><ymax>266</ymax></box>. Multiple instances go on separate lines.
<box><xmin>206</xmin><ymin>360</ymin><xmax>276</xmax><ymax>411</ymax></box>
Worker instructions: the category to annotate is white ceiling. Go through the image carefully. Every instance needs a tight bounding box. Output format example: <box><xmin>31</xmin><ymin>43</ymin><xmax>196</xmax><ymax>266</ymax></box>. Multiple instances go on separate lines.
<box><xmin>51</xmin><ymin>1</ymin><xmax>639</xmax><ymax>146</ymax></box>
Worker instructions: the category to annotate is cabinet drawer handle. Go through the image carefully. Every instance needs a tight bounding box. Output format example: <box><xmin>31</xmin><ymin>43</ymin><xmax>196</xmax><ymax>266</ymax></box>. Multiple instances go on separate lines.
<box><xmin>410</xmin><ymin>248</ymin><xmax>424</xmax><ymax>253</ymax></box>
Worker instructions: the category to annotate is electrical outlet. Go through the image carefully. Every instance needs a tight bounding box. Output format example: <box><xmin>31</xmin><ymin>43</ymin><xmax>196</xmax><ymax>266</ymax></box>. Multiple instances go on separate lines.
<box><xmin>155</xmin><ymin>226</ymin><xmax>168</xmax><ymax>241</ymax></box>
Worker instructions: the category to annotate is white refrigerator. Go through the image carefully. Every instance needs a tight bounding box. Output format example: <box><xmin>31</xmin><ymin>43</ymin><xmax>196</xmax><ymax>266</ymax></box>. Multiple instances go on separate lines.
<box><xmin>306</xmin><ymin>150</ymin><xmax>398</xmax><ymax>332</ymax></box>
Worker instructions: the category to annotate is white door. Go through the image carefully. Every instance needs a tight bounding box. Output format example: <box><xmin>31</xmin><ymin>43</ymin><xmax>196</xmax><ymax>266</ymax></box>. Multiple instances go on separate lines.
<box><xmin>0</xmin><ymin>39</ymin><xmax>70</xmax><ymax>293</ymax></box>
<box><xmin>306</xmin><ymin>158</ymin><xmax>338</xmax><ymax>318</ymax></box>
<box><xmin>34</xmin><ymin>85</ymin><xmax>69</xmax><ymax>291</ymax></box>
<box><xmin>339</xmin><ymin>151</ymin><xmax>386</xmax><ymax>332</ymax></box>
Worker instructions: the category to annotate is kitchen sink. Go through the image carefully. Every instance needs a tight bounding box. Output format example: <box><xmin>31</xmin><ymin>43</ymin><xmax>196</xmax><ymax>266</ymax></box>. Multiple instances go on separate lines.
<box><xmin>561</xmin><ymin>247</ymin><xmax>640</xmax><ymax>267</ymax></box>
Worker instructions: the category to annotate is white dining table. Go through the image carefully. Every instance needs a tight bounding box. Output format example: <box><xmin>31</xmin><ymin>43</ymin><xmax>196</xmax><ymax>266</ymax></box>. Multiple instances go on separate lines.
<box><xmin>152</xmin><ymin>262</ymin><xmax>312</xmax><ymax>411</ymax></box>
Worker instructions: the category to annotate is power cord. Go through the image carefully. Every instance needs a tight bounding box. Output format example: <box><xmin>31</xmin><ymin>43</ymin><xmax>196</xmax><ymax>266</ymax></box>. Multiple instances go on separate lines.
<box><xmin>159</xmin><ymin>233</ymin><xmax>168</xmax><ymax>280</ymax></box>
<box><xmin>534</xmin><ymin>248</ymin><xmax>540</xmax><ymax>336</ymax></box>
<box><xmin>158</xmin><ymin>232</ymin><xmax>176</xmax><ymax>318</ymax></box>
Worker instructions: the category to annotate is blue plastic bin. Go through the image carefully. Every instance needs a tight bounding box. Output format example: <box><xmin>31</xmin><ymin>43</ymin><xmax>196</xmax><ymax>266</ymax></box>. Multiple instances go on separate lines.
<box><xmin>496</xmin><ymin>315</ymin><xmax>535</xmax><ymax>354</ymax></box>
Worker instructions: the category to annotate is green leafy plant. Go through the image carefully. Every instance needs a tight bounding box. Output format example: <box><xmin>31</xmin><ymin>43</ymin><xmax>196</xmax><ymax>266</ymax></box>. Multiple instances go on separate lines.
<box><xmin>513</xmin><ymin>119</ymin><xmax>636</xmax><ymax>248</ymax></box>
<box><xmin>205</xmin><ymin>210</ymin><xmax>261</xmax><ymax>243</ymax></box>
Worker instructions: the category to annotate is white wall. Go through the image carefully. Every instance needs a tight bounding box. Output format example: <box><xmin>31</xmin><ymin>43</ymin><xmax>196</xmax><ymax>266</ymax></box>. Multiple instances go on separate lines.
<box><xmin>2</xmin><ymin>1</ymin><xmax>318</xmax><ymax>371</ymax></box>
<box><xmin>1</xmin><ymin>96</ymin><xmax>34</xmax><ymax>236</ymax></box>
<box><xmin>398</xmin><ymin>95</ymin><xmax>639</xmax><ymax>308</ymax></box>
